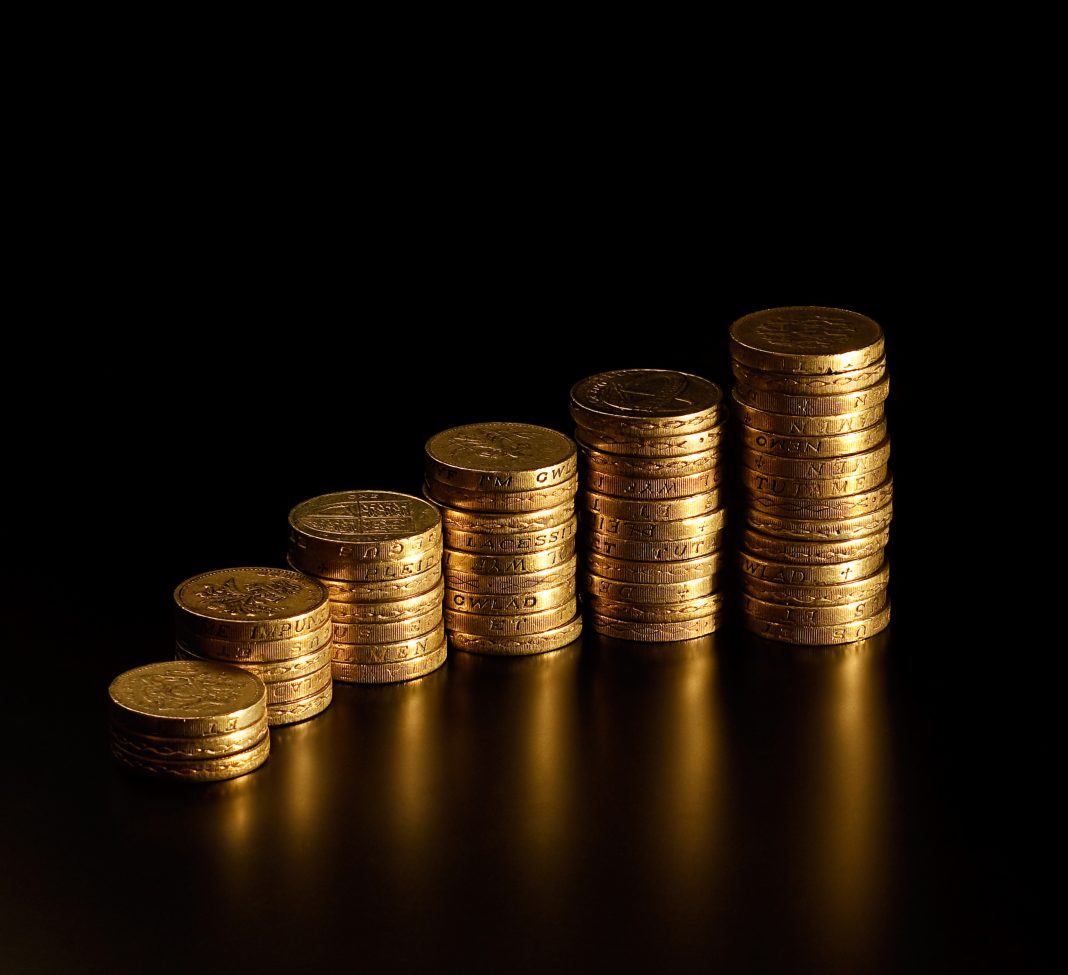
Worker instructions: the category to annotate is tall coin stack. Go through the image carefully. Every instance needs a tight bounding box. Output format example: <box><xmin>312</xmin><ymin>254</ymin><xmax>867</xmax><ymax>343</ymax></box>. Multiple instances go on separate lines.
<box><xmin>288</xmin><ymin>490</ymin><xmax>446</xmax><ymax>684</ymax></box>
<box><xmin>730</xmin><ymin>306</ymin><xmax>892</xmax><ymax>645</ymax></box>
<box><xmin>569</xmin><ymin>369</ymin><xmax>728</xmax><ymax>642</ymax></box>
<box><xmin>424</xmin><ymin>422</ymin><xmax>582</xmax><ymax>656</ymax></box>
<box><xmin>173</xmin><ymin>567</ymin><xmax>334</xmax><ymax>725</ymax></box>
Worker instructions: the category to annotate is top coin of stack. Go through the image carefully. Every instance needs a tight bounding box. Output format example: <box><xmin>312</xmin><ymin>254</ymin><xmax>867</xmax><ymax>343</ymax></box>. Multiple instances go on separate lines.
<box><xmin>424</xmin><ymin>422</ymin><xmax>582</xmax><ymax>656</ymax></box>
<box><xmin>569</xmin><ymin>369</ymin><xmax>728</xmax><ymax>642</ymax></box>
<box><xmin>288</xmin><ymin>490</ymin><xmax>446</xmax><ymax>684</ymax></box>
<box><xmin>173</xmin><ymin>567</ymin><xmax>334</xmax><ymax>724</ymax></box>
<box><xmin>729</xmin><ymin>306</ymin><xmax>892</xmax><ymax>645</ymax></box>
<box><xmin>109</xmin><ymin>659</ymin><xmax>270</xmax><ymax>782</ymax></box>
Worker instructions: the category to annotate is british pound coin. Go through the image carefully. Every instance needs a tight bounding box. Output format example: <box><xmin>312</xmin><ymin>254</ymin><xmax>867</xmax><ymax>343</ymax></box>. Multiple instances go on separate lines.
<box><xmin>448</xmin><ymin>614</ymin><xmax>583</xmax><ymax>656</ymax></box>
<box><xmin>570</xmin><ymin>369</ymin><xmax>724</xmax><ymax>436</ymax></box>
<box><xmin>743</xmin><ymin>603</ymin><xmax>891</xmax><ymax>645</ymax></box>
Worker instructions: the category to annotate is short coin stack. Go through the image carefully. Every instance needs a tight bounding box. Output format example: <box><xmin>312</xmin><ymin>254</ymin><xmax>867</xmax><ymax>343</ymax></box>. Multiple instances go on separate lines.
<box><xmin>730</xmin><ymin>306</ymin><xmax>892</xmax><ymax>645</ymax></box>
<box><xmin>569</xmin><ymin>369</ymin><xmax>728</xmax><ymax>642</ymax></box>
<box><xmin>424</xmin><ymin>422</ymin><xmax>582</xmax><ymax>655</ymax></box>
<box><xmin>288</xmin><ymin>490</ymin><xmax>446</xmax><ymax>684</ymax></box>
<box><xmin>109</xmin><ymin>660</ymin><xmax>270</xmax><ymax>782</ymax></box>
<box><xmin>173</xmin><ymin>567</ymin><xmax>334</xmax><ymax>724</ymax></box>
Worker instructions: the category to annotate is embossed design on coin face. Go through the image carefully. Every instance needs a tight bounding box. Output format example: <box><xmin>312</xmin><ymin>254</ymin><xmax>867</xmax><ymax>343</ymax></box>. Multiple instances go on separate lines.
<box><xmin>427</xmin><ymin>423</ymin><xmax>575</xmax><ymax>470</ymax></box>
<box><xmin>196</xmin><ymin>577</ymin><xmax>303</xmax><ymax>617</ymax></box>
<box><xmin>176</xmin><ymin>568</ymin><xmax>326</xmax><ymax>621</ymax></box>
<box><xmin>110</xmin><ymin>661</ymin><xmax>264</xmax><ymax>719</ymax></box>
<box><xmin>290</xmin><ymin>491</ymin><xmax>439</xmax><ymax>541</ymax></box>
<box><xmin>572</xmin><ymin>369</ymin><xmax>722</xmax><ymax>419</ymax></box>
<box><xmin>731</xmin><ymin>306</ymin><xmax>883</xmax><ymax>358</ymax></box>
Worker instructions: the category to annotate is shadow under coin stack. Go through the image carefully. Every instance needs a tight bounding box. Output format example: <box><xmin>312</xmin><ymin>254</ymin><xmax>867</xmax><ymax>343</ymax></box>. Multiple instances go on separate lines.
<box><xmin>424</xmin><ymin>422</ymin><xmax>582</xmax><ymax>656</ymax></box>
<box><xmin>173</xmin><ymin>567</ymin><xmax>334</xmax><ymax>725</ymax></box>
<box><xmin>109</xmin><ymin>660</ymin><xmax>270</xmax><ymax>782</ymax></box>
<box><xmin>569</xmin><ymin>369</ymin><xmax>728</xmax><ymax>642</ymax></box>
<box><xmin>287</xmin><ymin>491</ymin><xmax>446</xmax><ymax>684</ymax></box>
<box><xmin>730</xmin><ymin>306</ymin><xmax>892</xmax><ymax>645</ymax></box>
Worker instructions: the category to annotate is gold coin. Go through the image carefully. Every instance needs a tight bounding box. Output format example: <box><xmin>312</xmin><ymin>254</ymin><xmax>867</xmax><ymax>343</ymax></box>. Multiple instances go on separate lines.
<box><xmin>742</xmin><ymin>439</ymin><xmax>890</xmax><ymax>478</ymax></box>
<box><xmin>569</xmin><ymin>369</ymin><xmax>724</xmax><ymax>437</ymax></box>
<box><xmin>291</xmin><ymin>547</ymin><xmax>441</xmax><ymax>584</ymax></box>
<box><xmin>731</xmin><ymin>395</ymin><xmax>884</xmax><ymax>436</ymax></box>
<box><xmin>731</xmin><ymin>356</ymin><xmax>887</xmax><ymax>394</ymax></box>
<box><xmin>267</xmin><ymin>679</ymin><xmax>333</xmax><ymax>725</ymax></box>
<box><xmin>111</xmin><ymin>733</ymin><xmax>270</xmax><ymax>782</ymax></box>
<box><xmin>585</xmin><ymin>550</ymin><xmax>723</xmax><ymax>584</ymax></box>
<box><xmin>734</xmin><ymin>375</ymin><xmax>889</xmax><ymax>417</ymax></box>
<box><xmin>288</xmin><ymin>491</ymin><xmax>441</xmax><ymax>578</ymax></box>
<box><xmin>174</xmin><ymin>618</ymin><xmax>332</xmax><ymax>663</ymax></box>
<box><xmin>581</xmin><ymin>445</ymin><xmax>719</xmax><ymax>479</ymax></box>
<box><xmin>743</xmin><ymin>589</ymin><xmax>888</xmax><ymax>625</ymax></box>
<box><xmin>332</xmin><ymin>621</ymin><xmax>446</xmax><ymax>664</ymax></box>
<box><xmin>332</xmin><ymin>603</ymin><xmax>442</xmax><ymax>644</ymax></box>
<box><xmin>584</xmin><ymin>571</ymin><xmax>720</xmax><ymax>604</ymax></box>
<box><xmin>585</xmin><ymin>508</ymin><xmax>726</xmax><ymax>541</ymax></box>
<box><xmin>585</xmin><ymin>530</ymin><xmax>725</xmax><ymax>562</ymax></box>
<box><xmin>445</xmin><ymin>576</ymin><xmax>577</xmax><ymax>615</ymax></box>
<box><xmin>331</xmin><ymin>645</ymin><xmax>447</xmax><ymax>684</ymax></box>
<box><xmin>263</xmin><ymin>663</ymin><xmax>332</xmax><ymax>705</ymax></box>
<box><xmin>424</xmin><ymin>476</ymin><xmax>578</xmax><ymax>513</ymax></box>
<box><xmin>435</xmin><ymin>497</ymin><xmax>575</xmax><ymax>534</ymax></box>
<box><xmin>448</xmin><ymin>614</ymin><xmax>582</xmax><ymax>656</ymax></box>
<box><xmin>587</xmin><ymin>611</ymin><xmax>723</xmax><ymax>642</ymax></box>
<box><xmin>742</xmin><ymin>527</ymin><xmax>890</xmax><ymax>564</ymax></box>
<box><xmin>327</xmin><ymin>577</ymin><xmax>444</xmax><ymax>623</ymax></box>
<box><xmin>110</xmin><ymin>718</ymin><xmax>267</xmax><ymax>761</ymax></box>
<box><xmin>445</xmin><ymin>599</ymin><xmax>578</xmax><ymax>636</ymax></box>
<box><xmin>109</xmin><ymin>660</ymin><xmax>266</xmax><ymax>738</ymax></box>
<box><xmin>729</xmin><ymin>306</ymin><xmax>884</xmax><ymax>374</ymax></box>
<box><xmin>743</xmin><ymin>603</ymin><xmax>890</xmax><ymax>645</ymax></box>
<box><xmin>742</xmin><ymin>563</ymin><xmax>889</xmax><ymax>607</ymax></box>
<box><xmin>746</xmin><ymin>501</ymin><xmax>893</xmax><ymax>541</ymax></box>
<box><xmin>739</xmin><ymin>551</ymin><xmax>884</xmax><ymax>586</ymax></box>
<box><xmin>736</xmin><ymin>419</ymin><xmax>888</xmax><ymax>457</ymax></box>
<box><xmin>425</xmin><ymin>422</ymin><xmax>577</xmax><ymax>492</ymax></box>
<box><xmin>443</xmin><ymin>514</ymin><xmax>578</xmax><ymax>554</ymax></box>
<box><xmin>173</xmin><ymin>567</ymin><xmax>329</xmax><ymax>642</ymax></box>
<box><xmin>582</xmin><ymin>488</ymin><xmax>722</xmax><ymax>522</ymax></box>
<box><xmin>586</xmin><ymin>466</ymin><xmax>722</xmax><ymax>500</ymax></box>
<box><xmin>575</xmin><ymin>423</ymin><xmax>725</xmax><ymax>458</ymax></box>
<box><xmin>747</xmin><ymin>475</ymin><xmax>893</xmax><ymax>519</ymax></box>
<box><xmin>444</xmin><ymin>554</ymin><xmax>578</xmax><ymax>594</ymax></box>
<box><xmin>175</xmin><ymin>639</ymin><xmax>333</xmax><ymax>682</ymax></box>
<box><xmin>587</xmin><ymin>591</ymin><xmax>725</xmax><ymax>624</ymax></box>
<box><xmin>742</xmin><ymin>464</ymin><xmax>889</xmax><ymax>500</ymax></box>
<box><xmin>301</xmin><ymin>560</ymin><xmax>441</xmax><ymax>603</ymax></box>
<box><xmin>443</xmin><ymin>537</ymin><xmax>576</xmax><ymax>575</ymax></box>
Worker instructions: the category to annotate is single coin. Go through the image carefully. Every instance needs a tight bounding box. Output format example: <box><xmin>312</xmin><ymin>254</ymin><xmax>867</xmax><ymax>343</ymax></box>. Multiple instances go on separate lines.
<box><xmin>435</xmin><ymin>497</ymin><xmax>575</xmax><ymax>534</ymax></box>
<box><xmin>587</xmin><ymin>591</ymin><xmax>725</xmax><ymax>624</ymax></box>
<box><xmin>443</xmin><ymin>514</ymin><xmax>578</xmax><ymax>554</ymax></box>
<box><xmin>742</xmin><ymin>527</ymin><xmax>890</xmax><ymax>564</ymax></box>
<box><xmin>331</xmin><ymin>645</ymin><xmax>448</xmax><ymax>684</ymax></box>
<box><xmin>267</xmin><ymin>680</ymin><xmax>333</xmax><ymax>726</ymax></box>
<box><xmin>303</xmin><ymin>561</ymin><xmax>442</xmax><ymax>603</ymax></box>
<box><xmin>575</xmin><ymin>423</ymin><xmax>725</xmax><ymax>458</ymax></box>
<box><xmin>732</xmin><ymin>395</ymin><xmax>884</xmax><ymax>436</ymax></box>
<box><xmin>175</xmin><ymin>640</ymin><xmax>333</xmax><ymax>682</ymax></box>
<box><xmin>743</xmin><ymin>602</ymin><xmax>891</xmax><ymax>645</ymax></box>
<box><xmin>742</xmin><ymin>563</ymin><xmax>890</xmax><ymax>607</ymax></box>
<box><xmin>731</xmin><ymin>356</ymin><xmax>887</xmax><ymax>394</ymax></box>
<box><xmin>109</xmin><ymin>660</ymin><xmax>266</xmax><ymax>738</ymax></box>
<box><xmin>111</xmin><ymin>733</ymin><xmax>270</xmax><ymax>782</ymax></box>
<box><xmin>582</xmin><ymin>488</ymin><xmax>722</xmax><ymax>522</ymax></box>
<box><xmin>742</xmin><ymin>439</ymin><xmax>890</xmax><ymax>478</ymax></box>
<box><xmin>743</xmin><ymin>589</ymin><xmax>888</xmax><ymax>625</ymax></box>
<box><xmin>445</xmin><ymin>576</ymin><xmax>576</xmax><ymax>615</ymax></box>
<box><xmin>109</xmin><ymin>719</ymin><xmax>267</xmax><ymax>761</ymax></box>
<box><xmin>586</xmin><ymin>466</ymin><xmax>722</xmax><ymax>500</ymax></box>
<box><xmin>445</xmin><ymin>599</ymin><xmax>578</xmax><ymax>636</ymax></box>
<box><xmin>585</xmin><ymin>508</ymin><xmax>726</xmax><ymax>541</ymax></box>
<box><xmin>585</xmin><ymin>530</ymin><xmax>725</xmax><ymax>562</ymax></box>
<box><xmin>290</xmin><ymin>547</ymin><xmax>441</xmax><ymax>584</ymax></box>
<box><xmin>425</xmin><ymin>476</ymin><xmax>577</xmax><ymax>512</ymax></box>
<box><xmin>587</xmin><ymin>612</ymin><xmax>724</xmax><ymax>642</ymax></box>
<box><xmin>734</xmin><ymin>375</ymin><xmax>889</xmax><ymax>417</ymax></box>
<box><xmin>747</xmin><ymin>476</ymin><xmax>893</xmax><ymax>519</ymax></box>
<box><xmin>444</xmin><ymin>554</ymin><xmax>578</xmax><ymax>594</ymax></box>
<box><xmin>425</xmin><ymin>422</ymin><xmax>577</xmax><ymax>492</ymax></box>
<box><xmin>327</xmin><ymin>577</ymin><xmax>444</xmax><ymax>624</ymax></box>
<box><xmin>742</xmin><ymin>464</ymin><xmax>888</xmax><ymax>500</ymax></box>
<box><xmin>585</xmin><ymin>550</ymin><xmax>723</xmax><ymax>585</ymax></box>
<box><xmin>332</xmin><ymin>621</ymin><xmax>446</xmax><ymax>664</ymax></box>
<box><xmin>448</xmin><ymin>614</ymin><xmax>583</xmax><ymax>656</ymax></box>
<box><xmin>584</xmin><ymin>571</ymin><xmax>720</xmax><ymax>604</ymax></box>
<box><xmin>739</xmin><ymin>551</ymin><xmax>884</xmax><ymax>586</ymax></box>
<box><xmin>581</xmin><ymin>445</ymin><xmax>720</xmax><ymax>479</ymax></box>
<box><xmin>443</xmin><ymin>537</ymin><xmax>576</xmax><ymax>575</ymax></box>
<box><xmin>174</xmin><ymin>617</ymin><xmax>332</xmax><ymax>663</ymax></box>
<box><xmin>173</xmin><ymin>567</ymin><xmax>329</xmax><ymax>642</ymax></box>
<box><xmin>736</xmin><ymin>419</ymin><xmax>888</xmax><ymax>457</ymax></box>
<box><xmin>332</xmin><ymin>603</ymin><xmax>442</xmax><ymax>644</ymax></box>
<box><xmin>570</xmin><ymin>369</ymin><xmax>724</xmax><ymax>436</ymax></box>
<box><xmin>263</xmin><ymin>663</ymin><xmax>332</xmax><ymax>705</ymax></box>
<box><xmin>288</xmin><ymin>491</ymin><xmax>441</xmax><ymax>573</ymax></box>
<box><xmin>746</xmin><ymin>501</ymin><xmax>893</xmax><ymax>542</ymax></box>
<box><xmin>729</xmin><ymin>306</ymin><xmax>884</xmax><ymax>374</ymax></box>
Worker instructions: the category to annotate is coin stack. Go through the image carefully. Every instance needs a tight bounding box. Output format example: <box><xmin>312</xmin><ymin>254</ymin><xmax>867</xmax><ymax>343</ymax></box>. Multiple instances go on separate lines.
<box><xmin>109</xmin><ymin>660</ymin><xmax>270</xmax><ymax>782</ymax></box>
<box><xmin>173</xmin><ymin>567</ymin><xmax>334</xmax><ymax>725</ymax></box>
<box><xmin>569</xmin><ymin>369</ymin><xmax>728</xmax><ymax>642</ymax></box>
<box><xmin>730</xmin><ymin>306</ymin><xmax>892</xmax><ymax>645</ymax></box>
<box><xmin>424</xmin><ymin>422</ymin><xmax>582</xmax><ymax>655</ymax></box>
<box><xmin>287</xmin><ymin>490</ymin><xmax>446</xmax><ymax>684</ymax></box>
